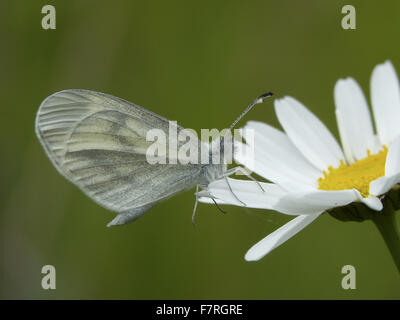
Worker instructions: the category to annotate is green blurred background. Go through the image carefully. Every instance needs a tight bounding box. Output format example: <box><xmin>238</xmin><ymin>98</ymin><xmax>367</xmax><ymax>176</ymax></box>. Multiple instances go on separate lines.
<box><xmin>1</xmin><ymin>0</ymin><xmax>400</xmax><ymax>299</ymax></box>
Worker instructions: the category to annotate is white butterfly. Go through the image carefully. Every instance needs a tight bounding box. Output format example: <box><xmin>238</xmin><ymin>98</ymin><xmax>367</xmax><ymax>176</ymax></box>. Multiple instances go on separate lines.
<box><xmin>35</xmin><ymin>89</ymin><xmax>272</xmax><ymax>226</ymax></box>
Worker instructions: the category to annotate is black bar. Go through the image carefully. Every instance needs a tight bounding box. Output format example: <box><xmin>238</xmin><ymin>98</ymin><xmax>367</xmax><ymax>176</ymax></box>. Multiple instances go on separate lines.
<box><xmin>1</xmin><ymin>300</ymin><xmax>399</xmax><ymax>318</ymax></box>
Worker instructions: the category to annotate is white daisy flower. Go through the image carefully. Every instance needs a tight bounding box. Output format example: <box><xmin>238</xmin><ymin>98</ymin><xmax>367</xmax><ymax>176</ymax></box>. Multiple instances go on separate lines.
<box><xmin>199</xmin><ymin>61</ymin><xmax>400</xmax><ymax>263</ymax></box>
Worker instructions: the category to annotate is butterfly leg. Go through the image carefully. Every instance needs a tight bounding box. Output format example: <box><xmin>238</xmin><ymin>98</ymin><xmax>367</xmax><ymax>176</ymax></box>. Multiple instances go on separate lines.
<box><xmin>192</xmin><ymin>184</ymin><xmax>227</xmax><ymax>225</ymax></box>
<box><xmin>211</xmin><ymin>197</ymin><xmax>227</xmax><ymax>214</ymax></box>
<box><xmin>192</xmin><ymin>184</ymin><xmax>200</xmax><ymax>226</ymax></box>
<box><xmin>224</xmin><ymin>166</ymin><xmax>265</xmax><ymax>192</ymax></box>
<box><xmin>224</xmin><ymin>175</ymin><xmax>246</xmax><ymax>206</ymax></box>
<box><xmin>192</xmin><ymin>184</ymin><xmax>209</xmax><ymax>225</ymax></box>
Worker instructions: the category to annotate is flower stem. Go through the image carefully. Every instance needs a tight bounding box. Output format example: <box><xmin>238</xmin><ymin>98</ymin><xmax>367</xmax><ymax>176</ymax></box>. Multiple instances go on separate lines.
<box><xmin>372</xmin><ymin>198</ymin><xmax>400</xmax><ymax>274</ymax></box>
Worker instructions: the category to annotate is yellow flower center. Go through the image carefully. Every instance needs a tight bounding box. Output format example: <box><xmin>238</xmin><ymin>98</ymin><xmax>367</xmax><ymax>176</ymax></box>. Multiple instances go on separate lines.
<box><xmin>318</xmin><ymin>146</ymin><xmax>388</xmax><ymax>197</ymax></box>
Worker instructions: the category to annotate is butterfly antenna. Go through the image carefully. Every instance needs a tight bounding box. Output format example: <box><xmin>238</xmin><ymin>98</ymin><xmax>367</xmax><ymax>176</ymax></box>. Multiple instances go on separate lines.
<box><xmin>228</xmin><ymin>92</ymin><xmax>274</xmax><ymax>131</ymax></box>
<box><xmin>221</xmin><ymin>92</ymin><xmax>273</xmax><ymax>205</ymax></box>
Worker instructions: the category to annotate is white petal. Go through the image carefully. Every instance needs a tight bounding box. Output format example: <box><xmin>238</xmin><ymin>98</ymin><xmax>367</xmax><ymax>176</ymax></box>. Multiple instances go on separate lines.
<box><xmin>334</xmin><ymin>78</ymin><xmax>378</xmax><ymax>161</ymax></box>
<box><xmin>370</xmin><ymin>61</ymin><xmax>400</xmax><ymax>145</ymax></box>
<box><xmin>270</xmin><ymin>177</ymin><xmax>316</xmax><ymax>192</ymax></box>
<box><xmin>245</xmin><ymin>213</ymin><xmax>321</xmax><ymax>261</ymax></box>
<box><xmin>275</xmin><ymin>96</ymin><xmax>345</xmax><ymax>171</ymax></box>
<box><xmin>360</xmin><ymin>195</ymin><xmax>383</xmax><ymax>211</ymax></box>
<box><xmin>369</xmin><ymin>137</ymin><xmax>400</xmax><ymax>196</ymax></box>
<box><xmin>197</xmin><ymin>197</ymin><xmax>229</xmax><ymax>205</ymax></box>
<box><xmin>273</xmin><ymin>189</ymin><xmax>358</xmax><ymax>215</ymax></box>
<box><xmin>353</xmin><ymin>190</ymin><xmax>383</xmax><ymax>210</ymax></box>
<box><xmin>335</xmin><ymin>108</ymin><xmax>355</xmax><ymax>164</ymax></box>
<box><xmin>200</xmin><ymin>178</ymin><xmax>287</xmax><ymax>209</ymax></box>
<box><xmin>385</xmin><ymin>136</ymin><xmax>400</xmax><ymax>176</ymax></box>
<box><xmin>369</xmin><ymin>174</ymin><xmax>400</xmax><ymax>197</ymax></box>
<box><xmin>235</xmin><ymin>121</ymin><xmax>321</xmax><ymax>189</ymax></box>
<box><xmin>234</xmin><ymin>142</ymin><xmax>316</xmax><ymax>192</ymax></box>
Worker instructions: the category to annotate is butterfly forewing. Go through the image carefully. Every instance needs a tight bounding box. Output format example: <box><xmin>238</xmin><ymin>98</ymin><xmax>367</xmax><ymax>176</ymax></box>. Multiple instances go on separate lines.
<box><xmin>35</xmin><ymin>89</ymin><xmax>204</xmax><ymax>225</ymax></box>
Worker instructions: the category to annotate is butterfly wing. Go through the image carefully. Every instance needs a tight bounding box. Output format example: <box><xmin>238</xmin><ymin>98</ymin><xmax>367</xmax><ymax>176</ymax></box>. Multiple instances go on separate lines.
<box><xmin>35</xmin><ymin>89</ymin><xmax>203</xmax><ymax>226</ymax></box>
